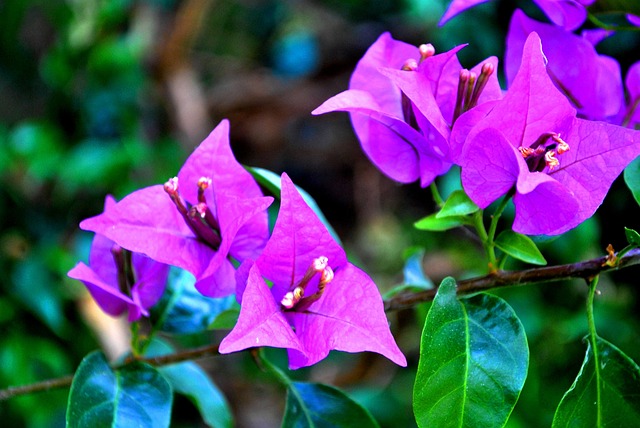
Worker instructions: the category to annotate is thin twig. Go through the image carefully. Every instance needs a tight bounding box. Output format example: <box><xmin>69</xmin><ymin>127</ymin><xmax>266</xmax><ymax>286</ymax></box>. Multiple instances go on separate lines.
<box><xmin>0</xmin><ymin>343</ymin><xmax>220</xmax><ymax>401</ymax></box>
<box><xmin>384</xmin><ymin>248</ymin><xmax>640</xmax><ymax>312</ymax></box>
<box><xmin>3</xmin><ymin>248</ymin><xmax>640</xmax><ymax>401</ymax></box>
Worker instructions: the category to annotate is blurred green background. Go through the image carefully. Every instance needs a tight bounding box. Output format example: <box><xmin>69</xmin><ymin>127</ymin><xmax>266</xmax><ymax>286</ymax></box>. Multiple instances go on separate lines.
<box><xmin>1</xmin><ymin>0</ymin><xmax>639</xmax><ymax>426</ymax></box>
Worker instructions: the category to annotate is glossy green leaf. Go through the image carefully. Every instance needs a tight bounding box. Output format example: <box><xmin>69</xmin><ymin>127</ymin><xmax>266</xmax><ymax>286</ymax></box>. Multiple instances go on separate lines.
<box><xmin>414</xmin><ymin>277</ymin><xmax>529</xmax><ymax>427</ymax></box>
<box><xmin>146</xmin><ymin>340</ymin><xmax>234</xmax><ymax>428</ymax></box>
<box><xmin>151</xmin><ymin>268</ymin><xmax>236</xmax><ymax>334</ymax></box>
<box><xmin>552</xmin><ymin>336</ymin><xmax>640</xmax><ymax>427</ymax></box>
<box><xmin>436</xmin><ymin>190</ymin><xmax>479</xmax><ymax>218</ymax></box>
<box><xmin>282</xmin><ymin>382</ymin><xmax>379</xmax><ymax>428</ymax></box>
<box><xmin>67</xmin><ymin>351</ymin><xmax>172</xmax><ymax>428</ymax></box>
<box><xmin>624</xmin><ymin>155</ymin><xmax>640</xmax><ymax>206</ymax></box>
<box><xmin>624</xmin><ymin>227</ymin><xmax>640</xmax><ymax>247</ymax></box>
<box><xmin>495</xmin><ymin>230</ymin><xmax>547</xmax><ymax>265</ymax></box>
<box><xmin>246</xmin><ymin>166</ymin><xmax>341</xmax><ymax>245</ymax></box>
<box><xmin>415</xmin><ymin>213</ymin><xmax>468</xmax><ymax>231</ymax></box>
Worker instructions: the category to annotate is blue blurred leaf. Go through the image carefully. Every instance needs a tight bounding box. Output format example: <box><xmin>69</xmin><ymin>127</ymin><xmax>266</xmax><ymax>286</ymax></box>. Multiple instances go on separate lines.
<box><xmin>271</xmin><ymin>30</ymin><xmax>319</xmax><ymax>77</ymax></box>
<box><xmin>151</xmin><ymin>268</ymin><xmax>236</xmax><ymax>334</ymax></box>
<box><xmin>402</xmin><ymin>249</ymin><xmax>433</xmax><ymax>289</ymax></box>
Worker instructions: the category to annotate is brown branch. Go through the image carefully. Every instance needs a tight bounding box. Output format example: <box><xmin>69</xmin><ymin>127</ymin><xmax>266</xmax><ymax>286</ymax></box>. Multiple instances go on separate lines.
<box><xmin>3</xmin><ymin>248</ymin><xmax>640</xmax><ymax>402</ymax></box>
<box><xmin>0</xmin><ymin>343</ymin><xmax>220</xmax><ymax>402</ymax></box>
<box><xmin>384</xmin><ymin>248</ymin><xmax>640</xmax><ymax>312</ymax></box>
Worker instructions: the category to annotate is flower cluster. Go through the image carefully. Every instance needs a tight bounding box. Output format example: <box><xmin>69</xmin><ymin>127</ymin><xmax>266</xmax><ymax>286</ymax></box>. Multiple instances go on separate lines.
<box><xmin>68</xmin><ymin>0</ymin><xmax>640</xmax><ymax>371</ymax></box>
<box><xmin>69</xmin><ymin>119</ymin><xmax>406</xmax><ymax>369</ymax></box>
<box><xmin>314</xmin><ymin>3</ymin><xmax>640</xmax><ymax>236</ymax></box>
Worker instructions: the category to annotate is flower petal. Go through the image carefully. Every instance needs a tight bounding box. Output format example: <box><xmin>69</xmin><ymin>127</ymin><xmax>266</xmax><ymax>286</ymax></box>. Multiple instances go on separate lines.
<box><xmin>67</xmin><ymin>262</ymin><xmax>132</xmax><ymax>317</ymax></box>
<box><xmin>80</xmin><ymin>185</ymin><xmax>216</xmax><ymax>279</ymax></box>
<box><xmin>460</xmin><ymin>128</ymin><xmax>523</xmax><ymax>208</ymax></box>
<box><xmin>545</xmin><ymin>118</ymin><xmax>640</xmax><ymax>234</ymax></box>
<box><xmin>513</xmin><ymin>172</ymin><xmax>579</xmax><ymax>235</ymax></box>
<box><xmin>256</xmin><ymin>174</ymin><xmax>347</xmax><ymax>302</ymax></box>
<box><xmin>506</xmin><ymin>10</ymin><xmax>623</xmax><ymax>120</ymax></box>
<box><xmin>313</xmin><ymin>89</ymin><xmax>424</xmax><ymax>183</ymax></box>
<box><xmin>219</xmin><ymin>264</ymin><xmax>304</xmax><ymax>355</ymax></box>
<box><xmin>439</xmin><ymin>0</ymin><xmax>492</xmax><ymax>26</ymax></box>
<box><xmin>290</xmin><ymin>263</ymin><xmax>407</xmax><ymax>369</ymax></box>
<box><xmin>177</xmin><ymin>119</ymin><xmax>265</xmax><ymax>205</ymax></box>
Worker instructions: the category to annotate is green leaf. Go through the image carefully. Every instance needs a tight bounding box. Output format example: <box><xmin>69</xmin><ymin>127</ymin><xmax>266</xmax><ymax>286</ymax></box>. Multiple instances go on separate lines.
<box><xmin>624</xmin><ymin>227</ymin><xmax>640</xmax><ymax>247</ymax></box>
<box><xmin>436</xmin><ymin>190</ymin><xmax>479</xmax><ymax>218</ymax></box>
<box><xmin>209</xmin><ymin>308</ymin><xmax>240</xmax><ymax>330</ymax></box>
<box><xmin>495</xmin><ymin>230</ymin><xmax>547</xmax><ymax>265</ymax></box>
<box><xmin>151</xmin><ymin>268</ymin><xmax>236</xmax><ymax>334</ymax></box>
<box><xmin>415</xmin><ymin>213</ymin><xmax>468</xmax><ymax>231</ymax></box>
<box><xmin>246</xmin><ymin>166</ymin><xmax>342</xmax><ymax>245</ymax></box>
<box><xmin>67</xmin><ymin>351</ymin><xmax>172</xmax><ymax>428</ymax></box>
<box><xmin>58</xmin><ymin>139</ymin><xmax>131</xmax><ymax>191</ymax></box>
<box><xmin>11</xmin><ymin>253</ymin><xmax>67</xmax><ymax>336</ymax></box>
<box><xmin>146</xmin><ymin>340</ymin><xmax>234</xmax><ymax>428</ymax></box>
<box><xmin>552</xmin><ymin>336</ymin><xmax>640</xmax><ymax>427</ymax></box>
<box><xmin>414</xmin><ymin>277</ymin><xmax>529</xmax><ymax>427</ymax></box>
<box><xmin>9</xmin><ymin>121</ymin><xmax>64</xmax><ymax>179</ymax></box>
<box><xmin>624</xmin><ymin>155</ymin><xmax>640</xmax><ymax>206</ymax></box>
<box><xmin>282</xmin><ymin>382</ymin><xmax>379</xmax><ymax>428</ymax></box>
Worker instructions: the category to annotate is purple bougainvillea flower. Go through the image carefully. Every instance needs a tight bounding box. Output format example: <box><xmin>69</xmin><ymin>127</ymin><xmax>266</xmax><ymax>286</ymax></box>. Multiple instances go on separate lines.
<box><xmin>439</xmin><ymin>0</ymin><xmax>593</xmax><ymax>29</ymax></box>
<box><xmin>628</xmin><ymin>14</ymin><xmax>640</xmax><ymax>27</ymax></box>
<box><xmin>453</xmin><ymin>32</ymin><xmax>640</xmax><ymax>236</ymax></box>
<box><xmin>68</xmin><ymin>196</ymin><xmax>170</xmax><ymax>322</ymax></box>
<box><xmin>219</xmin><ymin>173</ymin><xmax>407</xmax><ymax>369</ymax></box>
<box><xmin>438</xmin><ymin>0</ymin><xmax>491</xmax><ymax>26</ymax></box>
<box><xmin>619</xmin><ymin>61</ymin><xmax>640</xmax><ymax>129</ymax></box>
<box><xmin>505</xmin><ymin>9</ymin><xmax>624</xmax><ymax>121</ymax></box>
<box><xmin>626</xmin><ymin>62</ymin><xmax>640</xmax><ymax>125</ymax></box>
<box><xmin>80</xmin><ymin>120</ymin><xmax>273</xmax><ymax>297</ymax></box>
<box><xmin>531</xmin><ymin>0</ymin><xmax>594</xmax><ymax>30</ymax></box>
<box><xmin>312</xmin><ymin>32</ymin><xmax>500</xmax><ymax>187</ymax></box>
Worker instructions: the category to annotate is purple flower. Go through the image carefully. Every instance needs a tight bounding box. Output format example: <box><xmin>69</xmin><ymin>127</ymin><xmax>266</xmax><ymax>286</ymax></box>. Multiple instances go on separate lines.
<box><xmin>80</xmin><ymin>120</ymin><xmax>273</xmax><ymax>297</ymax></box>
<box><xmin>530</xmin><ymin>0</ymin><xmax>594</xmax><ymax>31</ymax></box>
<box><xmin>68</xmin><ymin>196</ymin><xmax>170</xmax><ymax>322</ymax></box>
<box><xmin>219</xmin><ymin>173</ymin><xmax>407</xmax><ymax>369</ymax></box>
<box><xmin>619</xmin><ymin>61</ymin><xmax>640</xmax><ymax>128</ymax></box>
<box><xmin>505</xmin><ymin>9</ymin><xmax>624</xmax><ymax>121</ymax></box>
<box><xmin>439</xmin><ymin>0</ymin><xmax>491</xmax><ymax>26</ymax></box>
<box><xmin>439</xmin><ymin>0</ymin><xmax>593</xmax><ymax>30</ymax></box>
<box><xmin>453</xmin><ymin>32</ymin><xmax>640</xmax><ymax>235</ymax></box>
<box><xmin>627</xmin><ymin>14</ymin><xmax>640</xmax><ymax>27</ymax></box>
<box><xmin>312</xmin><ymin>32</ymin><xmax>500</xmax><ymax>186</ymax></box>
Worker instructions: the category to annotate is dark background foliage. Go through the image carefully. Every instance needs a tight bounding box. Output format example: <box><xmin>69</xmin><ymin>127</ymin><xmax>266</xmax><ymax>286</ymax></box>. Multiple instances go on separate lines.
<box><xmin>1</xmin><ymin>0</ymin><xmax>639</xmax><ymax>426</ymax></box>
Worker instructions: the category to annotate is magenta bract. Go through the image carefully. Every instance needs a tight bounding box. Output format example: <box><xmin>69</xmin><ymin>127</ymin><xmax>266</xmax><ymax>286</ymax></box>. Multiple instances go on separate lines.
<box><xmin>454</xmin><ymin>32</ymin><xmax>640</xmax><ymax>235</ymax></box>
<box><xmin>79</xmin><ymin>120</ymin><xmax>273</xmax><ymax>297</ymax></box>
<box><xmin>219</xmin><ymin>173</ymin><xmax>407</xmax><ymax>369</ymax></box>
